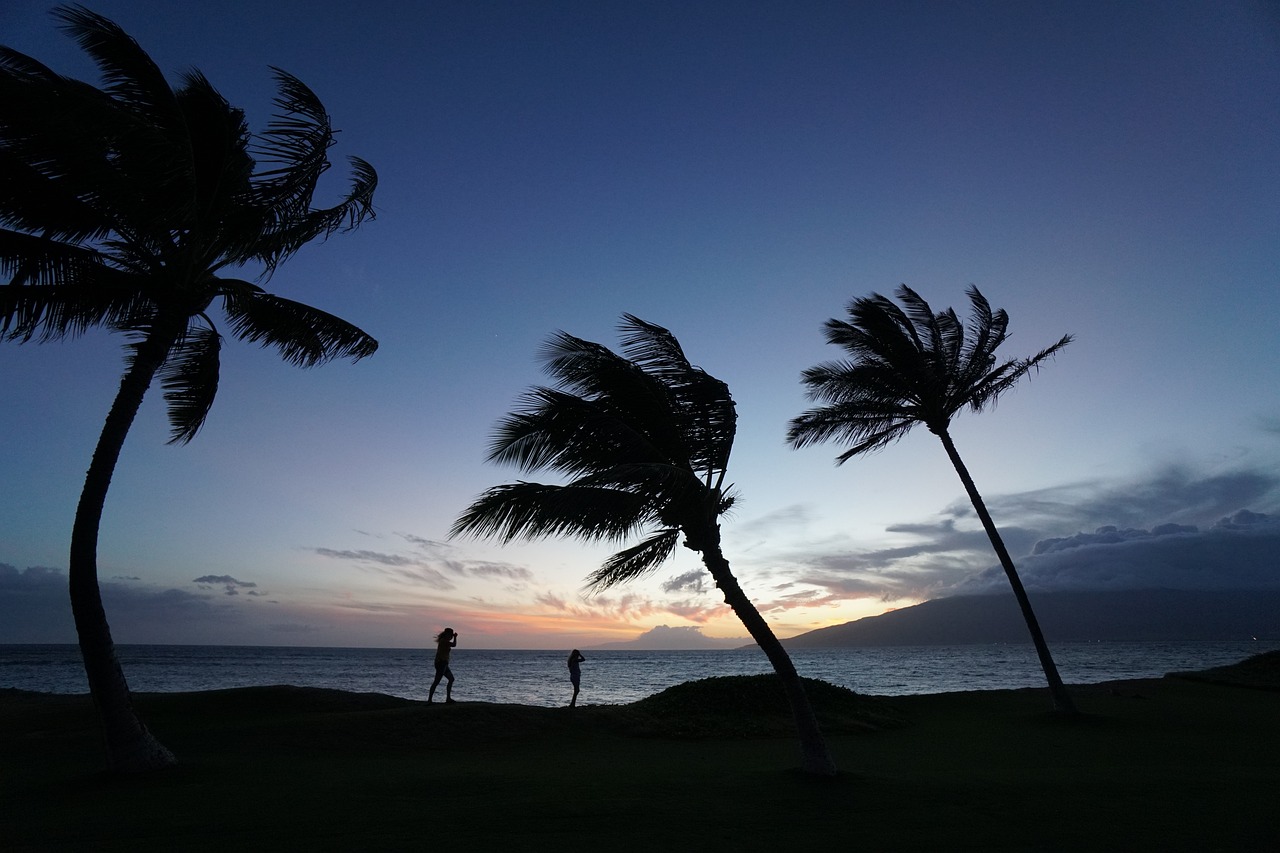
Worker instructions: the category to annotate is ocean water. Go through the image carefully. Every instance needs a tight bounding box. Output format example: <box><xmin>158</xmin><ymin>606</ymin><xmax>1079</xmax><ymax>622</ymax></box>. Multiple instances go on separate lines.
<box><xmin>0</xmin><ymin>641</ymin><xmax>1269</xmax><ymax>707</ymax></box>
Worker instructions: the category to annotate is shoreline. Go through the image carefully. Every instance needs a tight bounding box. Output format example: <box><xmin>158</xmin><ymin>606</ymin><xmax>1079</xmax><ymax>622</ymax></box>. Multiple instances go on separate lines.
<box><xmin>5</xmin><ymin>654</ymin><xmax>1277</xmax><ymax>851</ymax></box>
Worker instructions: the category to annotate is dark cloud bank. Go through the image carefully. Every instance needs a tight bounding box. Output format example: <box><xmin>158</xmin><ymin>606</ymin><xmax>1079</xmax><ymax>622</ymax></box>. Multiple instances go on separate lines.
<box><xmin>0</xmin><ymin>565</ymin><xmax>274</xmax><ymax>644</ymax></box>
<box><xmin>785</xmin><ymin>510</ymin><xmax>1280</xmax><ymax>646</ymax></box>
<box><xmin>766</xmin><ymin>465</ymin><xmax>1280</xmax><ymax>645</ymax></box>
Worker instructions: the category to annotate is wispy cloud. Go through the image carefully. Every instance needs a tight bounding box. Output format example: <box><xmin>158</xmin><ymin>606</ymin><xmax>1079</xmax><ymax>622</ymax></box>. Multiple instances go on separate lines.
<box><xmin>309</xmin><ymin>533</ymin><xmax>534</xmax><ymax>591</ymax></box>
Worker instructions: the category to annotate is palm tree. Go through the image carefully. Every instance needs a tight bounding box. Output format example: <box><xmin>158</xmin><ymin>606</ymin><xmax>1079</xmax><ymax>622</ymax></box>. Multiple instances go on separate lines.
<box><xmin>0</xmin><ymin>7</ymin><xmax>379</xmax><ymax>771</ymax></box>
<box><xmin>787</xmin><ymin>285</ymin><xmax>1078</xmax><ymax>714</ymax></box>
<box><xmin>452</xmin><ymin>315</ymin><xmax>838</xmax><ymax>775</ymax></box>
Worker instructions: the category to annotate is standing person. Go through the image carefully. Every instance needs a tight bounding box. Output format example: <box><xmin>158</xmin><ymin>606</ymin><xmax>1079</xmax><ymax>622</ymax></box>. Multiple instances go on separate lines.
<box><xmin>429</xmin><ymin>628</ymin><xmax>458</xmax><ymax>703</ymax></box>
<box><xmin>567</xmin><ymin>649</ymin><xmax>586</xmax><ymax>707</ymax></box>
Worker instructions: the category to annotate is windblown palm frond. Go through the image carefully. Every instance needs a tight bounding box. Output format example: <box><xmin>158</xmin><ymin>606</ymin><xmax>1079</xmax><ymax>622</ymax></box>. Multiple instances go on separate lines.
<box><xmin>219</xmin><ymin>283</ymin><xmax>378</xmax><ymax>366</ymax></box>
<box><xmin>585</xmin><ymin>528</ymin><xmax>682</xmax><ymax>591</ymax></box>
<box><xmin>618</xmin><ymin>313</ymin><xmax>736</xmax><ymax>478</ymax></box>
<box><xmin>0</xmin><ymin>271</ymin><xmax>144</xmax><ymax>342</ymax></box>
<box><xmin>537</xmin><ymin>330</ymin><xmax>685</xmax><ymax>460</ymax></box>
<box><xmin>157</xmin><ymin>323</ymin><xmax>221</xmax><ymax>445</ymax></box>
<box><xmin>450</xmin><ymin>482</ymin><xmax>654</xmax><ymax>545</ymax></box>
<box><xmin>54</xmin><ymin>6</ymin><xmax>178</xmax><ymax>128</ymax></box>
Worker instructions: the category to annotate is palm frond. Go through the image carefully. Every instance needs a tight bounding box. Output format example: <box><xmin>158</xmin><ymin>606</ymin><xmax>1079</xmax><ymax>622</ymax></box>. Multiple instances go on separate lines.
<box><xmin>895</xmin><ymin>285</ymin><xmax>950</xmax><ymax>373</ymax></box>
<box><xmin>487</xmin><ymin>387</ymin><xmax>664</xmax><ymax>475</ymax></box>
<box><xmin>52</xmin><ymin>5</ymin><xmax>182</xmax><ymax>146</ymax></box>
<box><xmin>0</xmin><ymin>273</ymin><xmax>149</xmax><ymax>342</ymax></box>
<box><xmin>248</xmin><ymin>157</ymin><xmax>378</xmax><ymax>276</ymax></box>
<box><xmin>0</xmin><ymin>152</ymin><xmax>113</xmax><ymax>246</ymax></box>
<box><xmin>572</xmin><ymin>461</ymin><xmax>705</xmax><ymax>500</ymax></box>
<box><xmin>584</xmin><ymin>528</ymin><xmax>681</xmax><ymax>592</ymax></box>
<box><xmin>0</xmin><ymin>231</ymin><xmax>105</xmax><ymax>287</ymax></box>
<box><xmin>540</xmin><ymin>330</ymin><xmax>660</xmax><ymax>403</ymax></box>
<box><xmin>791</xmin><ymin>285</ymin><xmax>1072</xmax><ymax>460</ymax></box>
<box><xmin>539</xmin><ymin>329</ymin><xmax>689</xmax><ymax>463</ymax></box>
<box><xmin>617</xmin><ymin>313</ymin><xmax>694</xmax><ymax>379</ymax></box>
<box><xmin>159</xmin><ymin>322</ymin><xmax>220</xmax><ymax>444</ymax></box>
<box><xmin>451</xmin><ymin>482</ymin><xmax>653</xmax><ymax>545</ymax></box>
<box><xmin>253</xmin><ymin>69</ymin><xmax>331</xmax><ymax>189</ymax></box>
<box><xmin>966</xmin><ymin>333</ymin><xmax>1073</xmax><ymax>411</ymax></box>
<box><xmin>220</xmin><ymin>282</ymin><xmax>377</xmax><ymax>366</ymax></box>
<box><xmin>952</xmin><ymin>286</ymin><xmax>1004</xmax><ymax>399</ymax></box>
<box><xmin>787</xmin><ymin>399</ymin><xmax>915</xmax><ymax>458</ymax></box>
<box><xmin>0</xmin><ymin>62</ymin><xmax>125</xmax><ymax>245</ymax></box>
<box><xmin>173</xmin><ymin>71</ymin><xmax>253</xmax><ymax>229</ymax></box>
<box><xmin>0</xmin><ymin>45</ymin><xmax>60</xmax><ymax>78</ymax></box>
<box><xmin>617</xmin><ymin>314</ymin><xmax>736</xmax><ymax>478</ymax></box>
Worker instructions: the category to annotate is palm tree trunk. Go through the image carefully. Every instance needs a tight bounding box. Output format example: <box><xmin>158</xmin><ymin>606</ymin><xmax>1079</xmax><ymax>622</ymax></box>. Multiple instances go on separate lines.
<box><xmin>934</xmin><ymin>429</ymin><xmax>1078</xmax><ymax>715</ymax></box>
<box><xmin>699</xmin><ymin>539</ymin><xmax>838</xmax><ymax>776</ymax></box>
<box><xmin>70</xmin><ymin>329</ymin><xmax>179</xmax><ymax>772</ymax></box>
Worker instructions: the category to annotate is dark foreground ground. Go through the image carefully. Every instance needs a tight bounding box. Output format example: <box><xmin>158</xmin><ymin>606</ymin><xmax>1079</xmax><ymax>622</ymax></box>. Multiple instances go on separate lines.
<box><xmin>3</xmin><ymin>652</ymin><xmax>1278</xmax><ymax>852</ymax></box>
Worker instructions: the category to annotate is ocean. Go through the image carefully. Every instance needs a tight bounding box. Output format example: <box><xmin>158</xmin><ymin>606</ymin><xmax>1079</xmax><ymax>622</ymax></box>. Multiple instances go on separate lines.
<box><xmin>1</xmin><ymin>640</ymin><xmax>1269</xmax><ymax>707</ymax></box>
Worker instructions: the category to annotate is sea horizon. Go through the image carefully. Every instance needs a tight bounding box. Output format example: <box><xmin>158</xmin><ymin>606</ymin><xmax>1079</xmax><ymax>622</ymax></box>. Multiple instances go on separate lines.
<box><xmin>4</xmin><ymin>640</ymin><xmax>1271</xmax><ymax>707</ymax></box>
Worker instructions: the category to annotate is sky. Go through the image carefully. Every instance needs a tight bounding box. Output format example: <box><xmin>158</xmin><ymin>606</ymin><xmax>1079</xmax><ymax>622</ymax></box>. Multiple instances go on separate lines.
<box><xmin>2</xmin><ymin>1</ymin><xmax>1278</xmax><ymax>650</ymax></box>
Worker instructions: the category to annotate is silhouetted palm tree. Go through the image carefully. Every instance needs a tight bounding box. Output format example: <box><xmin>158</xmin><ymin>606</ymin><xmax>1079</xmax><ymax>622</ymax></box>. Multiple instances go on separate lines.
<box><xmin>0</xmin><ymin>7</ymin><xmax>379</xmax><ymax>770</ymax></box>
<box><xmin>787</xmin><ymin>285</ymin><xmax>1078</xmax><ymax>714</ymax></box>
<box><xmin>453</xmin><ymin>315</ymin><xmax>838</xmax><ymax>775</ymax></box>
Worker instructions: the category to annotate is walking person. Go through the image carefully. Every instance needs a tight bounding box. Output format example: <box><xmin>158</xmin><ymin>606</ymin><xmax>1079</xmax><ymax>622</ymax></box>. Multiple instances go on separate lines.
<box><xmin>429</xmin><ymin>627</ymin><xmax>458</xmax><ymax>703</ymax></box>
<box><xmin>567</xmin><ymin>649</ymin><xmax>586</xmax><ymax>707</ymax></box>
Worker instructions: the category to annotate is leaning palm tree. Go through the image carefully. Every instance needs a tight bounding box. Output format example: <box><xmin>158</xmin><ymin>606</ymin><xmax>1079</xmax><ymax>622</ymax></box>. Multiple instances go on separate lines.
<box><xmin>453</xmin><ymin>315</ymin><xmax>838</xmax><ymax>775</ymax></box>
<box><xmin>0</xmin><ymin>7</ymin><xmax>379</xmax><ymax>771</ymax></box>
<box><xmin>787</xmin><ymin>285</ymin><xmax>1078</xmax><ymax>714</ymax></box>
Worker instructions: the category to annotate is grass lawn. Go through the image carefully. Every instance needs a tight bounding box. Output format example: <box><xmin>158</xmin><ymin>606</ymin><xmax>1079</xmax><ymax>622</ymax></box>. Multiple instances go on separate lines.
<box><xmin>3</xmin><ymin>654</ymin><xmax>1277</xmax><ymax>851</ymax></box>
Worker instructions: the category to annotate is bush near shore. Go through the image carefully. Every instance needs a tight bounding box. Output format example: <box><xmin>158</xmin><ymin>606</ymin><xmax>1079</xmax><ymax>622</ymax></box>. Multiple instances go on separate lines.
<box><xmin>3</xmin><ymin>652</ymin><xmax>1277</xmax><ymax>851</ymax></box>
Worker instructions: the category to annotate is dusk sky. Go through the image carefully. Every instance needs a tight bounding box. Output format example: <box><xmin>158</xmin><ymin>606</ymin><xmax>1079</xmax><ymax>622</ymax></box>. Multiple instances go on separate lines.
<box><xmin>2</xmin><ymin>1</ymin><xmax>1278</xmax><ymax>650</ymax></box>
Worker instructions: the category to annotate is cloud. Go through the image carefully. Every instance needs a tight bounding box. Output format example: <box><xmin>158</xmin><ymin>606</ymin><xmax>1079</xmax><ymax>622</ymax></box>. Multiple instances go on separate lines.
<box><xmin>742</xmin><ymin>464</ymin><xmax>1280</xmax><ymax>613</ymax></box>
<box><xmin>193</xmin><ymin>575</ymin><xmax>259</xmax><ymax>596</ymax></box>
<box><xmin>978</xmin><ymin>466</ymin><xmax>1280</xmax><ymax>533</ymax></box>
<box><xmin>309</xmin><ymin>533</ymin><xmax>534</xmax><ymax>590</ymax></box>
<box><xmin>0</xmin><ymin>563</ymin><xmax>64</xmax><ymax>588</ymax></box>
<box><xmin>311</xmin><ymin>547</ymin><xmax>455</xmax><ymax>590</ymax></box>
<box><xmin>661</xmin><ymin>570</ymin><xmax>706</xmax><ymax>594</ymax></box>
<box><xmin>953</xmin><ymin>509</ymin><xmax>1280</xmax><ymax>595</ymax></box>
<box><xmin>312</xmin><ymin>548</ymin><xmax>422</xmax><ymax>567</ymax></box>
<box><xmin>736</xmin><ymin>504</ymin><xmax>818</xmax><ymax>539</ymax></box>
<box><xmin>0</xmin><ymin>564</ymin><xmax>75</xmax><ymax>642</ymax></box>
<box><xmin>0</xmin><ymin>564</ymin><xmax>255</xmax><ymax>643</ymax></box>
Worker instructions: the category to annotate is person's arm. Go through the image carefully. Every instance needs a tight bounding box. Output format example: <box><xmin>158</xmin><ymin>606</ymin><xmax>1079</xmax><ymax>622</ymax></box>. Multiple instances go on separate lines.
<box><xmin>451</xmin><ymin>634</ymin><xmax>459</xmax><ymax>647</ymax></box>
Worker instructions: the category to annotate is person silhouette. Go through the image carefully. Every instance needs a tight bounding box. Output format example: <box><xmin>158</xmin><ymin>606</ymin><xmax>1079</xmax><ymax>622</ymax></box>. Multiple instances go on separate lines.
<box><xmin>567</xmin><ymin>649</ymin><xmax>586</xmax><ymax>707</ymax></box>
<box><xmin>429</xmin><ymin>627</ymin><xmax>458</xmax><ymax>703</ymax></box>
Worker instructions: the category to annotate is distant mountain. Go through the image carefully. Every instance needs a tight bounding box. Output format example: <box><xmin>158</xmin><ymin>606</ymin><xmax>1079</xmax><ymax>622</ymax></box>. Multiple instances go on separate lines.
<box><xmin>780</xmin><ymin>589</ymin><xmax>1280</xmax><ymax>648</ymax></box>
<box><xmin>588</xmin><ymin>624</ymin><xmax>750</xmax><ymax>651</ymax></box>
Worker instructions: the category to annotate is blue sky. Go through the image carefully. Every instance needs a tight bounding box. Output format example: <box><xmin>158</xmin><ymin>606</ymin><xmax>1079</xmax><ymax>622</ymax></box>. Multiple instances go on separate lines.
<box><xmin>2</xmin><ymin>1</ymin><xmax>1278</xmax><ymax>649</ymax></box>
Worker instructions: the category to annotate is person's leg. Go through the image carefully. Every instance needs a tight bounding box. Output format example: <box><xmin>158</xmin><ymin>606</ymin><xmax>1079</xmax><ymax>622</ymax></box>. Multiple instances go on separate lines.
<box><xmin>444</xmin><ymin>667</ymin><xmax>455</xmax><ymax>702</ymax></box>
<box><xmin>570</xmin><ymin>674</ymin><xmax>580</xmax><ymax>707</ymax></box>
<box><xmin>429</xmin><ymin>663</ymin><xmax>444</xmax><ymax>702</ymax></box>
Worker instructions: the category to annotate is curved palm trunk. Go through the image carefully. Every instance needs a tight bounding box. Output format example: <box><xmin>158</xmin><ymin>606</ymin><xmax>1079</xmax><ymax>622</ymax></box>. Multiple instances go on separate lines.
<box><xmin>699</xmin><ymin>537</ymin><xmax>838</xmax><ymax>776</ymax></box>
<box><xmin>934</xmin><ymin>429</ymin><xmax>1078</xmax><ymax>715</ymax></box>
<box><xmin>70</xmin><ymin>330</ymin><xmax>179</xmax><ymax>772</ymax></box>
